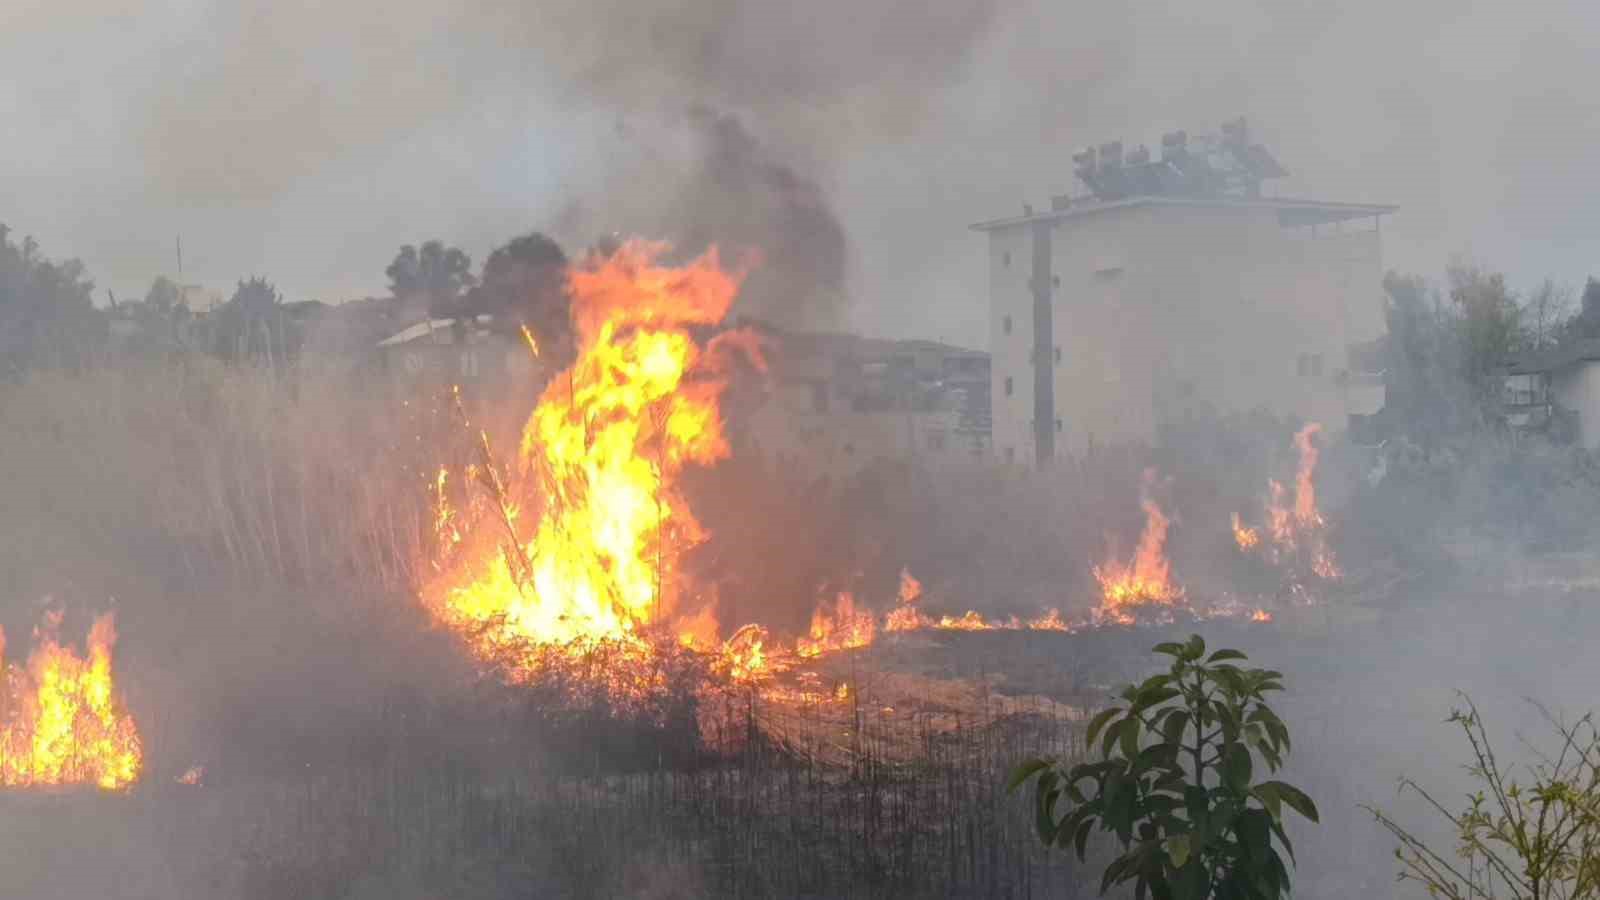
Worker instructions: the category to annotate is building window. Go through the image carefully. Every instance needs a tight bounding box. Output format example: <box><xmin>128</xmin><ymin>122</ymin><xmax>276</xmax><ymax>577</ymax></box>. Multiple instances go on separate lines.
<box><xmin>1055</xmin><ymin>418</ymin><xmax>1063</xmax><ymax>432</ymax></box>
<box><xmin>1003</xmin><ymin>251</ymin><xmax>1012</xmax><ymax>267</ymax></box>
<box><xmin>1004</xmin><ymin>376</ymin><xmax>1014</xmax><ymax>397</ymax></box>
<box><xmin>1054</xmin><ymin>346</ymin><xmax>1062</xmax><ymax>363</ymax></box>
<box><xmin>1003</xmin><ymin>315</ymin><xmax>1012</xmax><ymax>335</ymax></box>
<box><xmin>1004</xmin><ymin>446</ymin><xmax>1015</xmax><ymax>463</ymax></box>
<box><xmin>1052</xmin><ymin>275</ymin><xmax>1061</xmax><ymax>290</ymax></box>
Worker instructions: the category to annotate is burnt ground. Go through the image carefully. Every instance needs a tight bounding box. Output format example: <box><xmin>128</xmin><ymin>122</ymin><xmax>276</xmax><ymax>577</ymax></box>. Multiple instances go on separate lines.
<box><xmin>5</xmin><ymin>549</ymin><xmax>1600</xmax><ymax>899</ymax></box>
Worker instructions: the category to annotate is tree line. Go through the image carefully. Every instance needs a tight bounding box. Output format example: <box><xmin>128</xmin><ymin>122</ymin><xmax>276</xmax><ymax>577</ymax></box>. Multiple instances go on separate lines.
<box><xmin>0</xmin><ymin>223</ymin><xmax>575</xmax><ymax>376</ymax></box>
<box><xmin>1381</xmin><ymin>262</ymin><xmax>1599</xmax><ymax>442</ymax></box>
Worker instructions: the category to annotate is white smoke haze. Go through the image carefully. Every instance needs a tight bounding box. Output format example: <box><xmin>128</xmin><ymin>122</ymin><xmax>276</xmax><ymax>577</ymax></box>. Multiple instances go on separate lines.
<box><xmin>6</xmin><ymin>2</ymin><xmax>1600</xmax><ymax>897</ymax></box>
<box><xmin>4</xmin><ymin>0</ymin><xmax>1598</xmax><ymax>334</ymax></box>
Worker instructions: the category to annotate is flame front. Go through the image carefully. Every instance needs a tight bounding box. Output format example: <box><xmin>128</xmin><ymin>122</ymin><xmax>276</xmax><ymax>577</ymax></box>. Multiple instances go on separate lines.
<box><xmin>1093</xmin><ymin>470</ymin><xmax>1184</xmax><ymax>622</ymax></box>
<box><xmin>0</xmin><ymin>612</ymin><xmax>143</xmax><ymax>791</ymax></box>
<box><xmin>883</xmin><ymin>568</ymin><xmax>929</xmax><ymax>632</ymax></box>
<box><xmin>1235</xmin><ymin>423</ymin><xmax>1339</xmax><ymax>579</ymax></box>
<box><xmin>426</xmin><ymin>242</ymin><xmax>756</xmax><ymax>666</ymax></box>
<box><xmin>795</xmin><ymin>592</ymin><xmax>875</xmax><ymax>658</ymax></box>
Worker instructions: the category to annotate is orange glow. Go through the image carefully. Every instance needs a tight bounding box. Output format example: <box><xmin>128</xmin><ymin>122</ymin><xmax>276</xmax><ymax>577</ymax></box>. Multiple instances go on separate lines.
<box><xmin>883</xmin><ymin>568</ymin><xmax>930</xmax><ymax>632</ymax></box>
<box><xmin>424</xmin><ymin>242</ymin><xmax>761</xmax><ymax>685</ymax></box>
<box><xmin>0</xmin><ymin>612</ymin><xmax>143</xmax><ymax>791</ymax></box>
<box><xmin>1250</xmin><ymin>608</ymin><xmax>1273</xmax><ymax>623</ymax></box>
<box><xmin>1231</xmin><ymin>512</ymin><xmax>1260</xmax><ymax>551</ymax></box>
<box><xmin>1027</xmin><ymin>608</ymin><xmax>1071</xmax><ymax>632</ymax></box>
<box><xmin>1235</xmin><ymin>423</ymin><xmax>1339</xmax><ymax>580</ymax></box>
<box><xmin>933</xmin><ymin>611</ymin><xmax>999</xmax><ymax>631</ymax></box>
<box><xmin>1093</xmin><ymin>470</ymin><xmax>1184</xmax><ymax>622</ymax></box>
<box><xmin>796</xmin><ymin>592</ymin><xmax>876</xmax><ymax>657</ymax></box>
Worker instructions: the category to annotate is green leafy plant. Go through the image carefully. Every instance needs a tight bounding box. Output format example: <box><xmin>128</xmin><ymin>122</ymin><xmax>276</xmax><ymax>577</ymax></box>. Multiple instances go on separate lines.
<box><xmin>1008</xmin><ymin>634</ymin><xmax>1318</xmax><ymax>899</ymax></box>
<box><xmin>1367</xmin><ymin>696</ymin><xmax>1600</xmax><ymax>900</ymax></box>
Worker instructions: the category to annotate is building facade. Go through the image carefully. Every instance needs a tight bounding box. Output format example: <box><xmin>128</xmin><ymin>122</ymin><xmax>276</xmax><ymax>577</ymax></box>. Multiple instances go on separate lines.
<box><xmin>737</xmin><ymin>323</ymin><xmax>991</xmax><ymax>479</ymax></box>
<box><xmin>973</xmin><ymin>125</ymin><xmax>1393</xmax><ymax>465</ymax></box>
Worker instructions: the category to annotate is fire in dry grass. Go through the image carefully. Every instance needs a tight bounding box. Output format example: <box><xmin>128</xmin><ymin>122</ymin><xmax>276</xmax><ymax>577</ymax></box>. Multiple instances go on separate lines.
<box><xmin>795</xmin><ymin>592</ymin><xmax>875</xmax><ymax>658</ymax></box>
<box><xmin>883</xmin><ymin>568</ymin><xmax>929</xmax><ymax>633</ymax></box>
<box><xmin>1093</xmin><ymin>470</ymin><xmax>1184</xmax><ymax>623</ymax></box>
<box><xmin>424</xmin><ymin>242</ymin><xmax>764</xmax><ymax>692</ymax></box>
<box><xmin>1231</xmin><ymin>512</ymin><xmax>1260</xmax><ymax>551</ymax></box>
<box><xmin>0</xmin><ymin>612</ymin><xmax>142</xmax><ymax>791</ymax></box>
<box><xmin>1027</xmin><ymin>608</ymin><xmax>1070</xmax><ymax>632</ymax></box>
<box><xmin>1233</xmin><ymin>423</ymin><xmax>1339</xmax><ymax>579</ymax></box>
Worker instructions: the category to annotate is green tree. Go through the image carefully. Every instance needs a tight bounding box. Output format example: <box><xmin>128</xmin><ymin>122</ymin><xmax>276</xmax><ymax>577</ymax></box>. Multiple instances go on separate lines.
<box><xmin>1560</xmin><ymin>277</ymin><xmax>1600</xmax><ymax>342</ymax></box>
<box><xmin>1368</xmin><ymin>697</ymin><xmax>1600</xmax><ymax>900</ymax></box>
<box><xmin>1009</xmin><ymin>635</ymin><xmax>1318</xmax><ymax>900</ymax></box>
<box><xmin>463</xmin><ymin>231</ymin><xmax>569</xmax><ymax>357</ymax></box>
<box><xmin>144</xmin><ymin>275</ymin><xmax>183</xmax><ymax>315</ymax></box>
<box><xmin>212</xmin><ymin>276</ymin><xmax>289</xmax><ymax>363</ymax></box>
<box><xmin>385</xmin><ymin>240</ymin><xmax>475</xmax><ymax>318</ymax></box>
<box><xmin>1448</xmin><ymin>261</ymin><xmax>1526</xmax><ymax>399</ymax></box>
<box><xmin>0</xmin><ymin>223</ymin><xmax>103</xmax><ymax>374</ymax></box>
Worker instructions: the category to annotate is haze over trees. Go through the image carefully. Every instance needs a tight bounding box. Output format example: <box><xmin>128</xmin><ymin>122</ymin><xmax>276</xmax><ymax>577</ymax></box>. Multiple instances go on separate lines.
<box><xmin>385</xmin><ymin>240</ymin><xmax>476</xmax><ymax>320</ymax></box>
<box><xmin>0</xmin><ymin>224</ymin><xmax>100</xmax><ymax>375</ymax></box>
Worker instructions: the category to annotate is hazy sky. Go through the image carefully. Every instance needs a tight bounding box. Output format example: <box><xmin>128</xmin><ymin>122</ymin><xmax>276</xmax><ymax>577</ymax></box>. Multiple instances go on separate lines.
<box><xmin>3</xmin><ymin>0</ymin><xmax>1598</xmax><ymax>345</ymax></box>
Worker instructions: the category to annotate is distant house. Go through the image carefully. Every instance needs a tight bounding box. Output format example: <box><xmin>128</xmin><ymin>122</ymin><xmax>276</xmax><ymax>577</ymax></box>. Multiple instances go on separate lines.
<box><xmin>1502</xmin><ymin>340</ymin><xmax>1600</xmax><ymax>446</ymax></box>
<box><xmin>737</xmin><ymin>321</ymin><xmax>992</xmax><ymax>479</ymax></box>
<box><xmin>376</xmin><ymin>316</ymin><xmax>542</xmax><ymax>389</ymax></box>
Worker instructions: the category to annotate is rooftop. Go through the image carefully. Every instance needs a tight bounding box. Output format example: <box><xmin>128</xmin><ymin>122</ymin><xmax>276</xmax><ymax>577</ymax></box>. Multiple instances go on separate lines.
<box><xmin>970</xmin><ymin>194</ymin><xmax>1398</xmax><ymax>233</ymax></box>
<box><xmin>1505</xmin><ymin>339</ymin><xmax>1600</xmax><ymax>376</ymax></box>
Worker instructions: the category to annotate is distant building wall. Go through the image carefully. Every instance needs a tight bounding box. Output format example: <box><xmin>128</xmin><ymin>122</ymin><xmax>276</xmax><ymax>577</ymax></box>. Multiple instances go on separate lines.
<box><xmin>985</xmin><ymin>201</ymin><xmax>1387</xmax><ymax>464</ymax></box>
<box><xmin>1549</xmin><ymin>362</ymin><xmax>1600</xmax><ymax>449</ymax></box>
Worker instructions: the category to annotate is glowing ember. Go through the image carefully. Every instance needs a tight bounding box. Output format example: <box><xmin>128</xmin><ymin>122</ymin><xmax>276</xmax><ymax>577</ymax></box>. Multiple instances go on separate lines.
<box><xmin>795</xmin><ymin>592</ymin><xmax>875</xmax><ymax>658</ymax></box>
<box><xmin>176</xmin><ymin>765</ymin><xmax>204</xmax><ymax>786</ymax></box>
<box><xmin>0</xmin><ymin>612</ymin><xmax>143</xmax><ymax>791</ymax></box>
<box><xmin>425</xmin><ymin>242</ymin><xmax>760</xmax><ymax>676</ymax></box>
<box><xmin>1093</xmin><ymin>470</ymin><xmax>1184</xmax><ymax>622</ymax></box>
<box><xmin>1250</xmin><ymin>609</ymin><xmax>1273</xmax><ymax>623</ymax></box>
<box><xmin>934</xmin><ymin>611</ymin><xmax>1000</xmax><ymax>631</ymax></box>
<box><xmin>719</xmin><ymin>624</ymin><xmax>781</xmax><ymax>684</ymax></box>
<box><xmin>1231</xmin><ymin>512</ymin><xmax>1260</xmax><ymax>551</ymax></box>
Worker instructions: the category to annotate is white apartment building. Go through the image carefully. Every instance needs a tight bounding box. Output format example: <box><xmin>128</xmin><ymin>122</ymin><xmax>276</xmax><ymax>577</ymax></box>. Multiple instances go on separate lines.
<box><xmin>972</xmin><ymin>120</ymin><xmax>1394</xmax><ymax>465</ymax></box>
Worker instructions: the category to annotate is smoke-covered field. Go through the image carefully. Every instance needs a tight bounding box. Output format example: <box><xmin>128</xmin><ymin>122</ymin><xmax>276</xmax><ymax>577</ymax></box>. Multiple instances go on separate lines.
<box><xmin>3</xmin><ymin>350</ymin><xmax>1600</xmax><ymax>898</ymax></box>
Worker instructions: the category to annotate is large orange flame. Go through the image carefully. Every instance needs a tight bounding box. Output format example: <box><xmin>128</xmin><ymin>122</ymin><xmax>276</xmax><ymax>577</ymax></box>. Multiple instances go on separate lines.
<box><xmin>426</xmin><ymin>242</ymin><xmax>759</xmax><ymax>668</ymax></box>
<box><xmin>0</xmin><ymin>612</ymin><xmax>143</xmax><ymax>791</ymax></box>
<box><xmin>1093</xmin><ymin>470</ymin><xmax>1184</xmax><ymax>623</ymax></box>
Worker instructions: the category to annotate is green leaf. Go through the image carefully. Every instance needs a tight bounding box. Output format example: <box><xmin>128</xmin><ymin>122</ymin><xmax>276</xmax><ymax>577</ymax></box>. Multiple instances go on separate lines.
<box><xmin>1268</xmin><ymin>815</ymin><xmax>1296</xmax><ymax>866</ymax></box>
<box><xmin>1153</xmin><ymin>641</ymin><xmax>1186</xmax><ymax>657</ymax></box>
<box><xmin>1183</xmin><ymin>634</ymin><xmax>1206</xmax><ymax>661</ymax></box>
<box><xmin>1165</xmin><ymin>834</ymin><xmax>1191</xmax><ymax>868</ymax></box>
<box><xmin>1207</xmin><ymin>648</ymin><xmax>1248</xmax><ymax>663</ymax></box>
<box><xmin>1085</xmin><ymin>707</ymin><xmax>1123</xmax><ymax>752</ymax></box>
<box><xmin>1120</xmin><ymin>715</ymin><xmax>1142</xmax><ymax>759</ymax></box>
<box><xmin>1101</xmin><ymin>717</ymin><xmax>1123</xmax><ymax>759</ymax></box>
<box><xmin>1160</xmin><ymin>709</ymin><xmax>1191</xmax><ymax>746</ymax></box>
<box><xmin>1260</xmin><ymin>780</ymin><xmax>1319</xmax><ymax>823</ymax></box>
<box><xmin>1251</xmin><ymin>782</ymin><xmax>1283</xmax><ymax>822</ymax></box>
<box><xmin>1228</xmin><ymin>743</ymin><xmax>1254</xmax><ymax>791</ymax></box>
<box><xmin>1073</xmin><ymin>816</ymin><xmax>1095</xmax><ymax>860</ymax></box>
<box><xmin>1006</xmin><ymin>757</ymin><xmax>1052</xmax><ymax>793</ymax></box>
<box><xmin>1135</xmin><ymin>686</ymin><xmax>1182</xmax><ymax>711</ymax></box>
